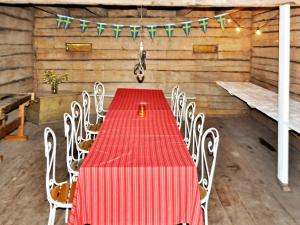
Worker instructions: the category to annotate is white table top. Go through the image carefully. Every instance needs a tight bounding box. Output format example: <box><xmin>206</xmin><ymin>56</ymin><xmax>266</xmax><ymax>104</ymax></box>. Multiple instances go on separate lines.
<box><xmin>217</xmin><ymin>81</ymin><xmax>300</xmax><ymax>134</ymax></box>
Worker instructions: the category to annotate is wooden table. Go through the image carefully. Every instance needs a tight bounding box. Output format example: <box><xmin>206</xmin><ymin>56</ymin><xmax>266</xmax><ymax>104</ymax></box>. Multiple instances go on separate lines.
<box><xmin>69</xmin><ymin>88</ymin><xmax>203</xmax><ymax>225</ymax></box>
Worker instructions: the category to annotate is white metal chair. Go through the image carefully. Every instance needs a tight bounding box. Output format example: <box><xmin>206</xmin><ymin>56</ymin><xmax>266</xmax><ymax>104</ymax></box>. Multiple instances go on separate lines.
<box><xmin>82</xmin><ymin>91</ymin><xmax>102</xmax><ymax>138</ymax></box>
<box><xmin>191</xmin><ymin>113</ymin><xmax>205</xmax><ymax>167</ymax></box>
<box><xmin>93</xmin><ymin>81</ymin><xmax>106</xmax><ymax>124</ymax></box>
<box><xmin>198</xmin><ymin>128</ymin><xmax>220</xmax><ymax>225</ymax></box>
<box><xmin>71</xmin><ymin>101</ymin><xmax>94</xmax><ymax>158</ymax></box>
<box><xmin>175</xmin><ymin>91</ymin><xmax>187</xmax><ymax>130</ymax></box>
<box><xmin>183</xmin><ymin>102</ymin><xmax>196</xmax><ymax>150</ymax></box>
<box><xmin>44</xmin><ymin>127</ymin><xmax>76</xmax><ymax>225</ymax></box>
<box><xmin>64</xmin><ymin>113</ymin><xmax>83</xmax><ymax>181</ymax></box>
<box><xmin>171</xmin><ymin>85</ymin><xmax>179</xmax><ymax>116</ymax></box>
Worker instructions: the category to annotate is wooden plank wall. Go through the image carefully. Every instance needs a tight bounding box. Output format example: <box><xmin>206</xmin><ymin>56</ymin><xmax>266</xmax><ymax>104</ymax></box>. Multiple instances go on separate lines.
<box><xmin>33</xmin><ymin>8</ymin><xmax>252</xmax><ymax>116</ymax></box>
<box><xmin>0</xmin><ymin>6</ymin><xmax>34</xmax><ymax>94</ymax></box>
<box><xmin>251</xmin><ymin>7</ymin><xmax>300</xmax><ymax>101</ymax></box>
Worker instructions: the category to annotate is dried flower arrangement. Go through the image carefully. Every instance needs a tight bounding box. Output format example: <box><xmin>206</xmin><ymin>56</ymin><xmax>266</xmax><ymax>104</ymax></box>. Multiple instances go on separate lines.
<box><xmin>43</xmin><ymin>70</ymin><xmax>68</xmax><ymax>94</ymax></box>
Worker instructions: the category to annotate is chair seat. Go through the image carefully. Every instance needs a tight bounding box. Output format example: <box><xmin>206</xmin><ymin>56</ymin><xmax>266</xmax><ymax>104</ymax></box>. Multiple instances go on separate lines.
<box><xmin>88</xmin><ymin>123</ymin><xmax>101</xmax><ymax>132</ymax></box>
<box><xmin>70</xmin><ymin>159</ymin><xmax>84</xmax><ymax>172</ymax></box>
<box><xmin>199</xmin><ymin>184</ymin><xmax>207</xmax><ymax>200</ymax></box>
<box><xmin>79</xmin><ymin>139</ymin><xmax>94</xmax><ymax>151</ymax></box>
<box><xmin>50</xmin><ymin>182</ymin><xmax>76</xmax><ymax>204</ymax></box>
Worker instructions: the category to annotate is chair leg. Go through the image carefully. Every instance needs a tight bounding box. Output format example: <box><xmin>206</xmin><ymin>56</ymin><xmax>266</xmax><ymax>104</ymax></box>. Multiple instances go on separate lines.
<box><xmin>65</xmin><ymin>208</ymin><xmax>69</xmax><ymax>223</ymax></box>
<box><xmin>47</xmin><ymin>204</ymin><xmax>53</xmax><ymax>225</ymax></box>
<box><xmin>86</xmin><ymin>132</ymin><xmax>91</xmax><ymax>140</ymax></box>
<box><xmin>79</xmin><ymin>152</ymin><xmax>85</xmax><ymax>160</ymax></box>
<box><xmin>202</xmin><ymin>204</ymin><xmax>208</xmax><ymax>225</ymax></box>
<box><xmin>51</xmin><ymin>207</ymin><xmax>57</xmax><ymax>225</ymax></box>
<box><xmin>48</xmin><ymin>204</ymin><xmax>56</xmax><ymax>225</ymax></box>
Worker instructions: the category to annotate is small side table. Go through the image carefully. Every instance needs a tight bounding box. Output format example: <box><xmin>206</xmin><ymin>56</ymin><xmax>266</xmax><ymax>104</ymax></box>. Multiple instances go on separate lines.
<box><xmin>26</xmin><ymin>91</ymin><xmax>80</xmax><ymax>124</ymax></box>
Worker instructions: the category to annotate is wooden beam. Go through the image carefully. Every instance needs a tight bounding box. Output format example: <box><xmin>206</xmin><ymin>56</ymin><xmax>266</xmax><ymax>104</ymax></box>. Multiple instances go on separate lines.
<box><xmin>34</xmin><ymin>6</ymin><xmax>69</xmax><ymax>15</ymax></box>
<box><xmin>85</xmin><ymin>6</ymin><xmax>108</xmax><ymax>17</ymax></box>
<box><xmin>0</xmin><ymin>94</ymin><xmax>31</xmax><ymax>114</ymax></box>
<box><xmin>0</xmin><ymin>0</ymin><xmax>299</xmax><ymax>7</ymax></box>
<box><xmin>176</xmin><ymin>7</ymin><xmax>193</xmax><ymax>16</ymax></box>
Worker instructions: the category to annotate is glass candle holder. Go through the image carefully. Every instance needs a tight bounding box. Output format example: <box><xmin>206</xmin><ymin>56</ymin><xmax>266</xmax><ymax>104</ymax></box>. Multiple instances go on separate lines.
<box><xmin>138</xmin><ymin>103</ymin><xmax>146</xmax><ymax>118</ymax></box>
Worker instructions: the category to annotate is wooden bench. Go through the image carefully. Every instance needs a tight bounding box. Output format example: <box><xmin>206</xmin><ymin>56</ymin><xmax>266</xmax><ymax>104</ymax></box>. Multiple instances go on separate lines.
<box><xmin>216</xmin><ymin>81</ymin><xmax>300</xmax><ymax>134</ymax></box>
<box><xmin>0</xmin><ymin>93</ymin><xmax>32</xmax><ymax>141</ymax></box>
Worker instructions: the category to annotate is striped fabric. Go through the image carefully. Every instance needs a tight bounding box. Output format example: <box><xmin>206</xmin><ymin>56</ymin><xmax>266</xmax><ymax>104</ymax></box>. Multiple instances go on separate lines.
<box><xmin>108</xmin><ymin>88</ymin><xmax>170</xmax><ymax>110</ymax></box>
<box><xmin>69</xmin><ymin>88</ymin><xmax>203</xmax><ymax>225</ymax></box>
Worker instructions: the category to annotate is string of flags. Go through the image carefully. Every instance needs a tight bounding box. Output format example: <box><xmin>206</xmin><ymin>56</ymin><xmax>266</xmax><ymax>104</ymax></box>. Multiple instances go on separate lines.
<box><xmin>56</xmin><ymin>13</ymin><xmax>228</xmax><ymax>40</ymax></box>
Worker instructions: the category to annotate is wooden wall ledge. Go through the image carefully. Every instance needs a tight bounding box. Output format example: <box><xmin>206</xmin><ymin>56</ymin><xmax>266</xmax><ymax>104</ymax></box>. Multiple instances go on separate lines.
<box><xmin>217</xmin><ymin>81</ymin><xmax>300</xmax><ymax>134</ymax></box>
<box><xmin>0</xmin><ymin>0</ymin><xmax>299</xmax><ymax>7</ymax></box>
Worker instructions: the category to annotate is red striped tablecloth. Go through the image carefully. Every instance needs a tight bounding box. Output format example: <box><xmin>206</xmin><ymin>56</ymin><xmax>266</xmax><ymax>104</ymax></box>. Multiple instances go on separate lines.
<box><xmin>108</xmin><ymin>88</ymin><xmax>170</xmax><ymax>110</ymax></box>
<box><xmin>69</xmin><ymin>88</ymin><xmax>203</xmax><ymax>225</ymax></box>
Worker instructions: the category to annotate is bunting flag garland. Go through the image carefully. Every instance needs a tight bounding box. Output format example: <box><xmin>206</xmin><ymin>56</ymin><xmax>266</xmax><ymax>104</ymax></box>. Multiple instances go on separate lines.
<box><xmin>130</xmin><ymin>25</ymin><xmax>141</xmax><ymax>40</ymax></box>
<box><xmin>96</xmin><ymin>22</ymin><xmax>106</xmax><ymax>36</ymax></box>
<box><xmin>146</xmin><ymin>25</ymin><xmax>157</xmax><ymax>40</ymax></box>
<box><xmin>63</xmin><ymin>16</ymin><xmax>74</xmax><ymax>30</ymax></box>
<box><xmin>181</xmin><ymin>21</ymin><xmax>192</xmax><ymax>36</ymax></box>
<box><xmin>112</xmin><ymin>24</ymin><xmax>124</xmax><ymax>39</ymax></box>
<box><xmin>79</xmin><ymin>19</ymin><xmax>90</xmax><ymax>33</ymax></box>
<box><xmin>198</xmin><ymin>18</ymin><xmax>209</xmax><ymax>33</ymax></box>
<box><xmin>165</xmin><ymin>24</ymin><xmax>175</xmax><ymax>38</ymax></box>
<box><xmin>215</xmin><ymin>14</ymin><xmax>226</xmax><ymax>31</ymax></box>
<box><xmin>54</xmin><ymin>10</ymin><xmax>238</xmax><ymax>39</ymax></box>
<box><xmin>56</xmin><ymin>15</ymin><xmax>66</xmax><ymax>28</ymax></box>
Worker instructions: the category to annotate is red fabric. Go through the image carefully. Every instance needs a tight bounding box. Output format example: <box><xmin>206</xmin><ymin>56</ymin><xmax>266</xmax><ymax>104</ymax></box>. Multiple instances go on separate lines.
<box><xmin>108</xmin><ymin>88</ymin><xmax>170</xmax><ymax>110</ymax></box>
<box><xmin>69</xmin><ymin>88</ymin><xmax>203</xmax><ymax>225</ymax></box>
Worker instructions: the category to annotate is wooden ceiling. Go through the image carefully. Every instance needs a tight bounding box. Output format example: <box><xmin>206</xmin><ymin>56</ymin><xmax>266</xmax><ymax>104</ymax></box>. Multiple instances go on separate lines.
<box><xmin>0</xmin><ymin>0</ymin><xmax>299</xmax><ymax>7</ymax></box>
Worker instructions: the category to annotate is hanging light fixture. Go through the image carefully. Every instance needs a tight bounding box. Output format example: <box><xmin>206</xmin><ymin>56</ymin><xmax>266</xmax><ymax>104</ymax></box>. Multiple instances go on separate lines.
<box><xmin>226</xmin><ymin>15</ymin><xmax>241</xmax><ymax>33</ymax></box>
<box><xmin>254</xmin><ymin>10</ymin><xmax>278</xmax><ymax>36</ymax></box>
<box><xmin>235</xmin><ymin>25</ymin><xmax>241</xmax><ymax>32</ymax></box>
<box><xmin>256</xmin><ymin>27</ymin><xmax>262</xmax><ymax>35</ymax></box>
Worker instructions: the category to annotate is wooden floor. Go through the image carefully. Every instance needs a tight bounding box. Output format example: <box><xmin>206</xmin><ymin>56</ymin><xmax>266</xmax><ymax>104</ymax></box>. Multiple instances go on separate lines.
<box><xmin>1</xmin><ymin>116</ymin><xmax>300</xmax><ymax>225</ymax></box>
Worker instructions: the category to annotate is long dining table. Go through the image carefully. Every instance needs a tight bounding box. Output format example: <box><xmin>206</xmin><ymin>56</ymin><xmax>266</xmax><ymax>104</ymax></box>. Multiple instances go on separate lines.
<box><xmin>69</xmin><ymin>88</ymin><xmax>203</xmax><ymax>225</ymax></box>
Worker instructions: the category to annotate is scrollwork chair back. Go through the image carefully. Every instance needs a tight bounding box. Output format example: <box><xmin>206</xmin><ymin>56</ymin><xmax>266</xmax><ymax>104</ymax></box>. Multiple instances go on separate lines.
<box><xmin>93</xmin><ymin>82</ymin><xmax>105</xmax><ymax>123</ymax></box>
<box><xmin>64</xmin><ymin>113</ymin><xmax>79</xmax><ymax>181</ymax></box>
<box><xmin>184</xmin><ymin>102</ymin><xmax>196</xmax><ymax>150</ymax></box>
<box><xmin>175</xmin><ymin>91</ymin><xmax>186</xmax><ymax>130</ymax></box>
<box><xmin>44</xmin><ymin>127</ymin><xmax>57</xmax><ymax>204</ymax></box>
<box><xmin>191</xmin><ymin>113</ymin><xmax>205</xmax><ymax>167</ymax></box>
<box><xmin>171</xmin><ymin>85</ymin><xmax>179</xmax><ymax>116</ymax></box>
<box><xmin>199</xmin><ymin>127</ymin><xmax>220</xmax><ymax>203</ymax></box>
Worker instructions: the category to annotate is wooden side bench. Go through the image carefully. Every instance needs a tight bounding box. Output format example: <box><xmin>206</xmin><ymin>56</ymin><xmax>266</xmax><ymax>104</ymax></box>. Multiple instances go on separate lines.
<box><xmin>217</xmin><ymin>81</ymin><xmax>300</xmax><ymax>192</ymax></box>
<box><xmin>216</xmin><ymin>81</ymin><xmax>300</xmax><ymax>134</ymax></box>
<box><xmin>0</xmin><ymin>93</ymin><xmax>32</xmax><ymax>141</ymax></box>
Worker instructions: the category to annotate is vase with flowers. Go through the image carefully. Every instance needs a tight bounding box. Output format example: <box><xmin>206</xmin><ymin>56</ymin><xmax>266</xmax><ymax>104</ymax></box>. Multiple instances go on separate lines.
<box><xmin>43</xmin><ymin>70</ymin><xmax>68</xmax><ymax>94</ymax></box>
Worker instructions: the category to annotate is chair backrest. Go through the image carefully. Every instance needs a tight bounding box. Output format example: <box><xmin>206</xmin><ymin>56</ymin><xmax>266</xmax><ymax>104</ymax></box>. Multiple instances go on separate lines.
<box><xmin>191</xmin><ymin>112</ymin><xmax>205</xmax><ymax>167</ymax></box>
<box><xmin>82</xmin><ymin>91</ymin><xmax>91</xmax><ymax>132</ymax></box>
<box><xmin>171</xmin><ymin>85</ymin><xmax>179</xmax><ymax>116</ymax></box>
<box><xmin>71</xmin><ymin>100</ymin><xmax>85</xmax><ymax>140</ymax></box>
<box><xmin>175</xmin><ymin>91</ymin><xmax>186</xmax><ymax>129</ymax></box>
<box><xmin>44</xmin><ymin>127</ymin><xmax>57</xmax><ymax>203</ymax></box>
<box><xmin>184</xmin><ymin>102</ymin><xmax>196</xmax><ymax>150</ymax></box>
<box><xmin>199</xmin><ymin>127</ymin><xmax>220</xmax><ymax>202</ymax></box>
<box><xmin>64</xmin><ymin>112</ymin><xmax>78</xmax><ymax>180</ymax></box>
<box><xmin>94</xmin><ymin>82</ymin><xmax>105</xmax><ymax>120</ymax></box>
